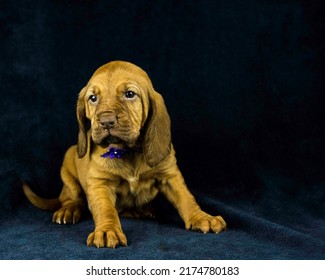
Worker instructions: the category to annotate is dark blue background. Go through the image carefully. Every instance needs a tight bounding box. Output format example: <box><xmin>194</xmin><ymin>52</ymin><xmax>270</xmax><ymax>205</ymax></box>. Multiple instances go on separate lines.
<box><xmin>0</xmin><ymin>0</ymin><xmax>324</xmax><ymax>259</ymax></box>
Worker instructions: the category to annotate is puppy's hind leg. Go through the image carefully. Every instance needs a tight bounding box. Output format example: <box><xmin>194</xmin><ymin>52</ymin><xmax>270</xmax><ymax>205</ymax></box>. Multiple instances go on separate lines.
<box><xmin>52</xmin><ymin>164</ymin><xmax>86</xmax><ymax>225</ymax></box>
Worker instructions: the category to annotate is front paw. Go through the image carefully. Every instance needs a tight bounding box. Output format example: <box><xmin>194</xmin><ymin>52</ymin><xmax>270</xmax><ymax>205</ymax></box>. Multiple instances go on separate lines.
<box><xmin>52</xmin><ymin>204</ymin><xmax>83</xmax><ymax>224</ymax></box>
<box><xmin>87</xmin><ymin>227</ymin><xmax>127</xmax><ymax>248</ymax></box>
<box><xmin>187</xmin><ymin>212</ymin><xmax>226</xmax><ymax>234</ymax></box>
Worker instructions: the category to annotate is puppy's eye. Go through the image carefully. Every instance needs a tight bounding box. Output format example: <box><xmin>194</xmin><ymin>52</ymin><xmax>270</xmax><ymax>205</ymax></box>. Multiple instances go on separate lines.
<box><xmin>89</xmin><ymin>94</ymin><xmax>98</xmax><ymax>103</ymax></box>
<box><xmin>125</xmin><ymin>91</ymin><xmax>136</xmax><ymax>99</ymax></box>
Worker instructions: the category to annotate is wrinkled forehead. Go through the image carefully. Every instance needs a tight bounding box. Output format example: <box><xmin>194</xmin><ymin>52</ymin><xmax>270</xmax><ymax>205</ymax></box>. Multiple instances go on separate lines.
<box><xmin>88</xmin><ymin>63</ymin><xmax>152</xmax><ymax>90</ymax></box>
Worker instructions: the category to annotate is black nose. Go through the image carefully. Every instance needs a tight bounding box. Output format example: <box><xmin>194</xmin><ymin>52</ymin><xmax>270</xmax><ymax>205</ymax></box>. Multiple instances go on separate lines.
<box><xmin>98</xmin><ymin>112</ymin><xmax>117</xmax><ymax>129</ymax></box>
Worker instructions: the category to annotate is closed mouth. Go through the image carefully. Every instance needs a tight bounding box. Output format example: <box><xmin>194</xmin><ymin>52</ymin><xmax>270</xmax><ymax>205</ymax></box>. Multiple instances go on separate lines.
<box><xmin>101</xmin><ymin>135</ymin><xmax>122</xmax><ymax>146</ymax></box>
<box><xmin>93</xmin><ymin>126</ymin><xmax>137</xmax><ymax>148</ymax></box>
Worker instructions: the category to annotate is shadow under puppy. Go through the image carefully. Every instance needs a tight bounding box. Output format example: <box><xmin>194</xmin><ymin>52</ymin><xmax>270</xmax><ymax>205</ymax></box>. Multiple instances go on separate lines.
<box><xmin>23</xmin><ymin>61</ymin><xmax>226</xmax><ymax>248</ymax></box>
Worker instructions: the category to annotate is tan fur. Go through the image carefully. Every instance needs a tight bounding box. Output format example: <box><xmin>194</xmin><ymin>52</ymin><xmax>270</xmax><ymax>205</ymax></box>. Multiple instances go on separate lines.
<box><xmin>23</xmin><ymin>61</ymin><xmax>226</xmax><ymax>248</ymax></box>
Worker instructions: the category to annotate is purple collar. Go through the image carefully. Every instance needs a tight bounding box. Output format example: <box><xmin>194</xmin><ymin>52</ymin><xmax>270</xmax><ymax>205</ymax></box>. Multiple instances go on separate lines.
<box><xmin>101</xmin><ymin>147</ymin><xmax>127</xmax><ymax>159</ymax></box>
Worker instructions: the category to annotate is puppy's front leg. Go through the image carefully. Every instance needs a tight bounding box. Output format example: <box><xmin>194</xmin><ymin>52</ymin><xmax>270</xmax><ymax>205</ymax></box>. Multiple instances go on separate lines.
<box><xmin>160</xmin><ymin>169</ymin><xmax>226</xmax><ymax>234</ymax></box>
<box><xmin>85</xmin><ymin>180</ymin><xmax>127</xmax><ymax>248</ymax></box>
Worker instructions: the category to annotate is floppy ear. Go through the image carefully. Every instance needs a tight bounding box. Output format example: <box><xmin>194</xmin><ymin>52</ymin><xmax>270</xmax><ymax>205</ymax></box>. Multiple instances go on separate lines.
<box><xmin>76</xmin><ymin>86</ymin><xmax>89</xmax><ymax>158</ymax></box>
<box><xmin>143</xmin><ymin>90</ymin><xmax>171</xmax><ymax>167</ymax></box>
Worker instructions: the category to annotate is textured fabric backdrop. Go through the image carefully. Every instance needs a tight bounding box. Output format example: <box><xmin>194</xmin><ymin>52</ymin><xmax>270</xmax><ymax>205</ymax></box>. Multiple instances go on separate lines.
<box><xmin>0</xmin><ymin>0</ymin><xmax>324</xmax><ymax>259</ymax></box>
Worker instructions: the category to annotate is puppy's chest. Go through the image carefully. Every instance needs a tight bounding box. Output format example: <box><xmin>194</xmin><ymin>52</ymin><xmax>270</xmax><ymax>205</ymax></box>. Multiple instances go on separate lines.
<box><xmin>97</xmin><ymin>156</ymin><xmax>160</xmax><ymax>208</ymax></box>
<box><xmin>117</xmin><ymin>162</ymin><xmax>157</xmax><ymax>194</ymax></box>
<box><xmin>125</xmin><ymin>176</ymin><xmax>141</xmax><ymax>193</ymax></box>
<box><xmin>116</xmin><ymin>174</ymin><xmax>158</xmax><ymax>209</ymax></box>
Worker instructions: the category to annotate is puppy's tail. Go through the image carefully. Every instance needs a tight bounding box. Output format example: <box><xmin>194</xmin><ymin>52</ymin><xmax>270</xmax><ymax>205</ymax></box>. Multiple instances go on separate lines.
<box><xmin>22</xmin><ymin>182</ymin><xmax>61</xmax><ymax>211</ymax></box>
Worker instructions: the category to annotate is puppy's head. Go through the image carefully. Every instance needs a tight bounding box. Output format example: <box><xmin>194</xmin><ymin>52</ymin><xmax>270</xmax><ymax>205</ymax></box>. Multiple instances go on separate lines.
<box><xmin>77</xmin><ymin>61</ymin><xmax>171</xmax><ymax>167</ymax></box>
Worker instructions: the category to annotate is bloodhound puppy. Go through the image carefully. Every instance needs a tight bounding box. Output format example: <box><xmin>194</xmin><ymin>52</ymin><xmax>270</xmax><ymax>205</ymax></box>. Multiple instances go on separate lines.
<box><xmin>23</xmin><ymin>61</ymin><xmax>226</xmax><ymax>248</ymax></box>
